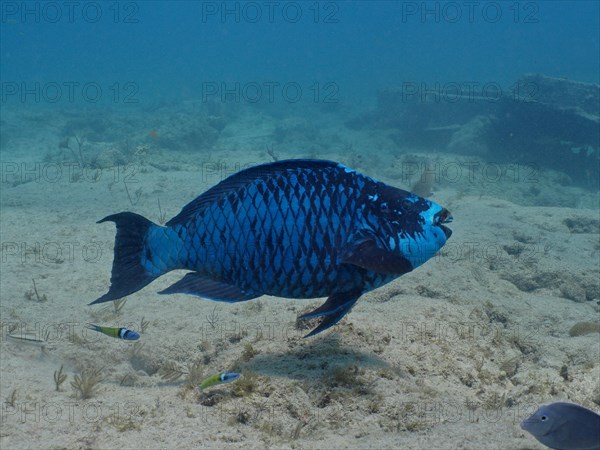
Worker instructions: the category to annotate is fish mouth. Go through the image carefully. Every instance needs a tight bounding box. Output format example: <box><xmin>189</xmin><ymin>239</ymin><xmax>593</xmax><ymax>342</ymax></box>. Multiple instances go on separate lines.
<box><xmin>439</xmin><ymin>224</ymin><xmax>452</xmax><ymax>239</ymax></box>
<box><xmin>434</xmin><ymin>208</ymin><xmax>453</xmax><ymax>239</ymax></box>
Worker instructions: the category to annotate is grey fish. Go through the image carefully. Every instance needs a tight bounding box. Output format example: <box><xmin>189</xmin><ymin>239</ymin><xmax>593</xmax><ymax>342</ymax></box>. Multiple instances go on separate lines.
<box><xmin>6</xmin><ymin>334</ymin><xmax>46</xmax><ymax>346</ymax></box>
<box><xmin>92</xmin><ymin>160</ymin><xmax>453</xmax><ymax>337</ymax></box>
<box><xmin>521</xmin><ymin>402</ymin><xmax>600</xmax><ymax>450</ymax></box>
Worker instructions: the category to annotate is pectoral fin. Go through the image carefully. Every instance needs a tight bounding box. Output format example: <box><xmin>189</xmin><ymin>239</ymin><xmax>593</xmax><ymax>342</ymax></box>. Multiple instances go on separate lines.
<box><xmin>298</xmin><ymin>289</ymin><xmax>362</xmax><ymax>337</ymax></box>
<box><xmin>341</xmin><ymin>238</ymin><xmax>413</xmax><ymax>275</ymax></box>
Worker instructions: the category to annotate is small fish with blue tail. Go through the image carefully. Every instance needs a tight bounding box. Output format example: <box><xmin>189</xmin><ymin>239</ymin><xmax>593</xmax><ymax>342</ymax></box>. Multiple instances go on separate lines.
<box><xmin>92</xmin><ymin>160</ymin><xmax>453</xmax><ymax>337</ymax></box>
<box><xmin>198</xmin><ymin>372</ymin><xmax>240</xmax><ymax>390</ymax></box>
<box><xmin>86</xmin><ymin>324</ymin><xmax>140</xmax><ymax>341</ymax></box>
<box><xmin>521</xmin><ymin>402</ymin><xmax>600</xmax><ymax>450</ymax></box>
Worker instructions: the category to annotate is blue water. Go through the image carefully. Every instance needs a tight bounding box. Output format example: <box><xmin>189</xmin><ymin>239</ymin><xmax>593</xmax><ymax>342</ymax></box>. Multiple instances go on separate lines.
<box><xmin>2</xmin><ymin>1</ymin><xmax>598</xmax><ymax>104</ymax></box>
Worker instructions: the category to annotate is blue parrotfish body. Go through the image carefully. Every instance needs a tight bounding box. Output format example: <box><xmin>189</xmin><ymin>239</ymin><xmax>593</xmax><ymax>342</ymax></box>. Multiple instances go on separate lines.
<box><xmin>92</xmin><ymin>160</ymin><xmax>453</xmax><ymax>337</ymax></box>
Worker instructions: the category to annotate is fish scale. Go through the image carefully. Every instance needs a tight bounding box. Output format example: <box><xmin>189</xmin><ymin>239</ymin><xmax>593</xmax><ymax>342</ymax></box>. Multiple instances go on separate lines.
<box><xmin>92</xmin><ymin>159</ymin><xmax>452</xmax><ymax>337</ymax></box>
<box><xmin>182</xmin><ymin>165</ymin><xmax>360</xmax><ymax>298</ymax></box>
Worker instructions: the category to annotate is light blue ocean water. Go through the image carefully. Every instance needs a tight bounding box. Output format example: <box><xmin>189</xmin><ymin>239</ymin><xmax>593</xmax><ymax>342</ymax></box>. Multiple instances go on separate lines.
<box><xmin>1</xmin><ymin>1</ymin><xmax>598</xmax><ymax>104</ymax></box>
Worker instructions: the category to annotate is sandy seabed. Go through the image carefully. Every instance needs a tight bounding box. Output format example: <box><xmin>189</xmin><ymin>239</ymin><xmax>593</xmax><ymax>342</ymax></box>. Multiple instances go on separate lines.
<box><xmin>1</xmin><ymin>105</ymin><xmax>599</xmax><ymax>449</ymax></box>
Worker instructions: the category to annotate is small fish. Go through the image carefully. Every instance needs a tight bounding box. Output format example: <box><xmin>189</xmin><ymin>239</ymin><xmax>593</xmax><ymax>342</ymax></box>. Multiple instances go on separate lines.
<box><xmin>520</xmin><ymin>402</ymin><xmax>600</xmax><ymax>450</ymax></box>
<box><xmin>6</xmin><ymin>334</ymin><xmax>47</xmax><ymax>346</ymax></box>
<box><xmin>198</xmin><ymin>372</ymin><xmax>240</xmax><ymax>390</ymax></box>
<box><xmin>86</xmin><ymin>324</ymin><xmax>140</xmax><ymax>341</ymax></box>
<box><xmin>410</xmin><ymin>162</ymin><xmax>436</xmax><ymax>198</ymax></box>
<box><xmin>92</xmin><ymin>160</ymin><xmax>453</xmax><ymax>337</ymax></box>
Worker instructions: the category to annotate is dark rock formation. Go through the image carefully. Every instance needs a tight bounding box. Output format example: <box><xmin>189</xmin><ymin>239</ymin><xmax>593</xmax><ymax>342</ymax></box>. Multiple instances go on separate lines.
<box><xmin>347</xmin><ymin>74</ymin><xmax>599</xmax><ymax>188</ymax></box>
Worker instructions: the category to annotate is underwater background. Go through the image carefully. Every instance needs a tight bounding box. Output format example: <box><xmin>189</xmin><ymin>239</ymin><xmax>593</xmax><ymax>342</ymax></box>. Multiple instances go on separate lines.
<box><xmin>1</xmin><ymin>1</ymin><xmax>599</xmax><ymax>449</ymax></box>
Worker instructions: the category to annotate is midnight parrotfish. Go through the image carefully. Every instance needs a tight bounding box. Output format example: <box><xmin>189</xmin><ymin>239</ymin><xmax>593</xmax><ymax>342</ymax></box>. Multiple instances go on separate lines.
<box><xmin>521</xmin><ymin>402</ymin><xmax>600</xmax><ymax>450</ymax></box>
<box><xmin>92</xmin><ymin>160</ymin><xmax>453</xmax><ymax>337</ymax></box>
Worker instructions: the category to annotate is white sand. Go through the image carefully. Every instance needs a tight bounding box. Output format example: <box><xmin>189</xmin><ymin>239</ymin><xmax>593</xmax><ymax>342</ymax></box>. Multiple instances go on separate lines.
<box><xmin>1</xmin><ymin>104</ymin><xmax>599</xmax><ymax>449</ymax></box>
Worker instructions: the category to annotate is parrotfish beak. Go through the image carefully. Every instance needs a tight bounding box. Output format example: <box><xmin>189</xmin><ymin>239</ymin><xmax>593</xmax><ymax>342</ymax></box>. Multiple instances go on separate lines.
<box><xmin>434</xmin><ymin>208</ymin><xmax>453</xmax><ymax>239</ymax></box>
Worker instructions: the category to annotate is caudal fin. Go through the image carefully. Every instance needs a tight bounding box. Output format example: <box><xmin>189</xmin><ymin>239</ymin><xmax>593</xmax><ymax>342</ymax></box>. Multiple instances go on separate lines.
<box><xmin>91</xmin><ymin>212</ymin><xmax>160</xmax><ymax>305</ymax></box>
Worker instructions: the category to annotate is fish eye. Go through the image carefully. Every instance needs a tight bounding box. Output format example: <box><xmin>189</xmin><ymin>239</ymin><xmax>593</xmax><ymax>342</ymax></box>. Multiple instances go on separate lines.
<box><xmin>541</xmin><ymin>415</ymin><xmax>547</xmax><ymax>421</ymax></box>
<box><xmin>401</xmin><ymin>199</ymin><xmax>412</xmax><ymax>210</ymax></box>
<box><xmin>380</xmin><ymin>202</ymin><xmax>389</xmax><ymax>212</ymax></box>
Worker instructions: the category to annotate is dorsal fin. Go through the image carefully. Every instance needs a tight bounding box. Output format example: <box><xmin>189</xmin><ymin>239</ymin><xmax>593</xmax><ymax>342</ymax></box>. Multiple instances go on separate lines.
<box><xmin>166</xmin><ymin>159</ymin><xmax>342</xmax><ymax>226</ymax></box>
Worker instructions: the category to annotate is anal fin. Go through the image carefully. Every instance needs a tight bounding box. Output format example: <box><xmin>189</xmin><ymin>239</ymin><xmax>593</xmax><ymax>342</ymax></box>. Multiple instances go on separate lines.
<box><xmin>159</xmin><ymin>272</ymin><xmax>259</xmax><ymax>302</ymax></box>
<box><xmin>299</xmin><ymin>289</ymin><xmax>362</xmax><ymax>337</ymax></box>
